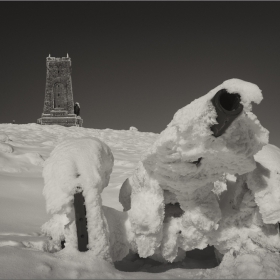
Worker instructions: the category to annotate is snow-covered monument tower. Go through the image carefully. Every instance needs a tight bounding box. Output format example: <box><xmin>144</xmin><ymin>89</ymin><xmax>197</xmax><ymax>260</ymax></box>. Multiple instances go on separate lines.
<box><xmin>37</xmin><ymin>54</ymin><xmax>83</xmax><ymax>127</ymax></box>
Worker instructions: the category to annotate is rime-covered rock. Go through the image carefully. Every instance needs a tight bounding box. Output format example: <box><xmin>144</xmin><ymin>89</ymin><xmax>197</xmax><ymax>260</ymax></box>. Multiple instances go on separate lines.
<box><xmin>120</xmin><ymin>78</ymin><xmax>273</xmax><ymax>262</ymax></box>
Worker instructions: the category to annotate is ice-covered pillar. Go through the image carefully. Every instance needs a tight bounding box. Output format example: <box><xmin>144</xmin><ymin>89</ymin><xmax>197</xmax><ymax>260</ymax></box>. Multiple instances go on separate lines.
<box><xmin>41</xmin><ymin>137</ymin><xmax>114</xmax><ymax>260</ymax></box>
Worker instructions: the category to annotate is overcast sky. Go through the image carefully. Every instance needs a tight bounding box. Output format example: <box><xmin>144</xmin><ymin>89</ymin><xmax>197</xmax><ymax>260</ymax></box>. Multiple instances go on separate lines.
<box><xmin>0</xmin><ymin>2</ymin><xmax>280</xmax><ymax>146</ymax></box>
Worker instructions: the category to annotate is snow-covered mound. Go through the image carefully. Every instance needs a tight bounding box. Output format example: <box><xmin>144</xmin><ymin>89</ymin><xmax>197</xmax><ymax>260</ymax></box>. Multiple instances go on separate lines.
<box><xmin>42</xmin><ymin>138</ymin><xmax>114</xmax><ymax>261</ymax></box>
<box><xmin>0</xmin><ymin>142</ymin><xmax>13</xmax><ymax>153</ymax></box>
<box><xmin>0</xmin><ymin>133</ymin><xmax>9</xmax><ymax>142</ymax></box>
<box><xmin>119</xmin><ymin>79</ymin><xmax>278</xmax><ymax>264</ymax></box>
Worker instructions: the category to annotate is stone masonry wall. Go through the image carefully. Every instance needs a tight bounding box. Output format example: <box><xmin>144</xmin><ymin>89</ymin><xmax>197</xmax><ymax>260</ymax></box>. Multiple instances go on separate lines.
<box><xmin>43</xmin><ymin>57</ymin><xmax>74</xmax><ymax>114</ymax></box>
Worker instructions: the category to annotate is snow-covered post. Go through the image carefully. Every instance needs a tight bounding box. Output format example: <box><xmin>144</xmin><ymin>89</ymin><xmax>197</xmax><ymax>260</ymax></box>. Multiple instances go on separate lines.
<box><xmin>73</xmin><ymin>191</ymin><xmax>88</xmax><ymax>252</ymax></box>
<box><xmin>42</xmin><ymin>137</ymin><xmax>114</xmax><ymax>261</ymax></box>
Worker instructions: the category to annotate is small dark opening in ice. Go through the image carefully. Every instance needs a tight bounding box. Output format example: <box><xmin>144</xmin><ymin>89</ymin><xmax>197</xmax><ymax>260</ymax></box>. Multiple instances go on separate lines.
<box><xmin>164</xmin><ymin>203</ymin><xmax>184</xmax><ymax>221</ymax></box>
<box><xmin>219</xmin><ymin>90</ymin><xmax>241</xmax><ymax>111</ymax></box>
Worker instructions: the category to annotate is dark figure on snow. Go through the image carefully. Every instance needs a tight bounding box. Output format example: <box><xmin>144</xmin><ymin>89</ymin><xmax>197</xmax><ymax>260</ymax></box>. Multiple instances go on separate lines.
<box><xmin>74</xmin><ymin>102</ymin><xmax>80</xmax><ymax>116</ymax></box>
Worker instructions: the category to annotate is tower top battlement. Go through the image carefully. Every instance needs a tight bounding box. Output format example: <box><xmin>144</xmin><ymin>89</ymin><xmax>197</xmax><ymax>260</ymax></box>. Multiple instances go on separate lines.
<box><xmin>46</xmin><ymin>57</ymin><xmax>71</xmax><ymax>62</ymax></box>
<box><xmin>46</xmin><ymin>53</ymin><xmax>71</xmax><ymax>62</ymax></box>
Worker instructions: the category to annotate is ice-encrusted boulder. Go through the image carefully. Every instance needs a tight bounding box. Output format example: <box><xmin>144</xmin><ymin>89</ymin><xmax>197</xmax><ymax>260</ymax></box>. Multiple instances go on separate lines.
<box><xmin>119</xmin><ymin>78</ymin><xmax>276</xmax><ymax>262</ymax></box>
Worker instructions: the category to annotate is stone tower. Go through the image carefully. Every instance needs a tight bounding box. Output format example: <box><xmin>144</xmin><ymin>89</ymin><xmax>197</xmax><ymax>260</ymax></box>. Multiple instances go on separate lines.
<box><xmin>37</xmin><ymin>54</ymin><xmax>83</xmax><ymax>127</ymax></box>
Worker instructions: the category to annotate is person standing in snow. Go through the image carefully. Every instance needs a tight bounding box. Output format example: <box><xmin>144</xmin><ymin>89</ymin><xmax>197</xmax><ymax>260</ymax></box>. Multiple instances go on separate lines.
<box><xmin>74</xmin><ymin>102</ymin><xmax>80</xmax><ymax>116</ymax></box>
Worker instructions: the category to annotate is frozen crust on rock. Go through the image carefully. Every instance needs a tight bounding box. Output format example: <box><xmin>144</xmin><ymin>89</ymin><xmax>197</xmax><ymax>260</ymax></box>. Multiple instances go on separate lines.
<box><xmin>248</xmin><ymin>144</ymin><xmax>280</xmax><ymax>224</ymax></box>
<box><xmin>42</xmin><ymin>137</ymin><xmax>114</xmax><ymax>261</ymax></box>
<box><xmin>120</xmin><ymin>78</ymin><xmax>271</xmax><ymax>262</ymax></box>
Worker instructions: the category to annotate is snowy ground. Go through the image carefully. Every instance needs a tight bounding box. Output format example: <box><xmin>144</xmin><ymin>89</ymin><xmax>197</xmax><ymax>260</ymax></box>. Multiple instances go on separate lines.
<box><xmin>0</xmin><ymin>121</ymin><xmax>280</xmax><ymax>278</ymax></box>
<box><xmin>0</xmin><ymin>123</ymin><xmax>217</xmax><ymax>279</ymax></box>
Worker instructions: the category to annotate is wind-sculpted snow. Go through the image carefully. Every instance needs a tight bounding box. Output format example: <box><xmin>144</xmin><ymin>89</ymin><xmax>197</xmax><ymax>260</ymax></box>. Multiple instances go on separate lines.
<box><xmin>0</xmin><ymin>133</ymin><xmax>13</xmax><ymax>153</ymax></box>
<box><xmin>247</xmin><ymin>144</ymin><xmax>280</xmax><ymax>224</ymax></box>
<box><xmin>41</xmin><ymin>137</ymin><xmax>143</xmax><ymax>263</ymax></box>
<box><xmin>42</xmin><ymin>138</ymin><xmax>114</xmax><ymax>261</ymax></box>
<box><xmin>0</xmin><ymin>142</ymin><xmax>13</xmax><ymax>153</ymax></box>
<box><xmin>120</xmin><ymin>78</ymin><xmax>275</xmax><ymax>263</ymax></box>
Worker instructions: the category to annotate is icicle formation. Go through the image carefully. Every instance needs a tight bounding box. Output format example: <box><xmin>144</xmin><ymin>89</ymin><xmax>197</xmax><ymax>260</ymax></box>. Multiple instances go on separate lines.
<box><xmin>42</xmin><ymin>137</ymin><xmax>114</xmax><ymax>261</ymax></box>
<box><xmin>120</xmin><ymin>78</ymin><xmax>273</xmax><ymax>262</ymax></box>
